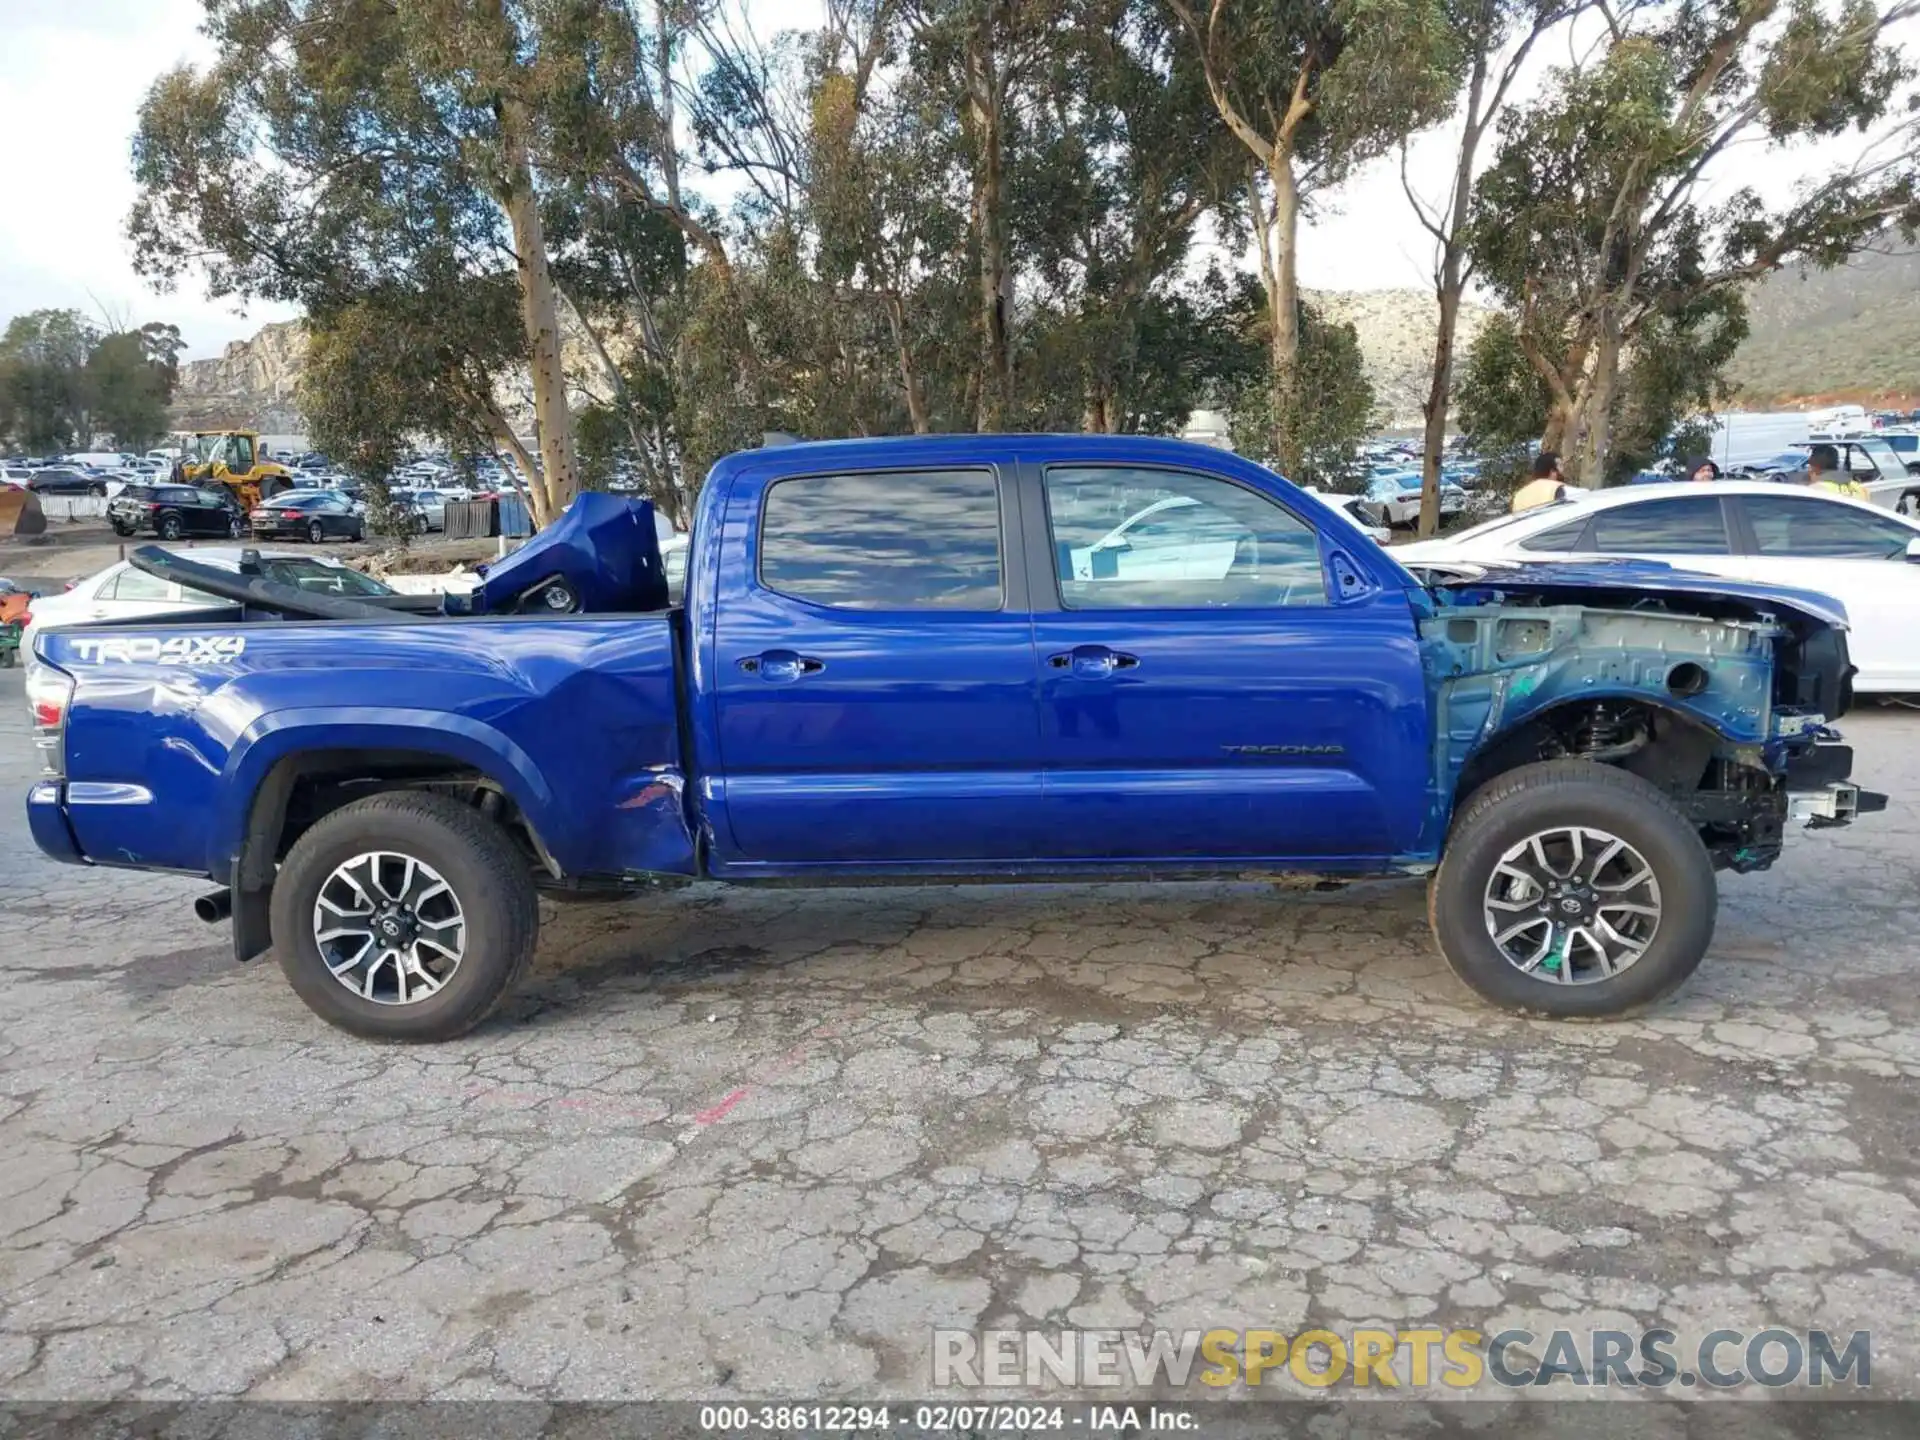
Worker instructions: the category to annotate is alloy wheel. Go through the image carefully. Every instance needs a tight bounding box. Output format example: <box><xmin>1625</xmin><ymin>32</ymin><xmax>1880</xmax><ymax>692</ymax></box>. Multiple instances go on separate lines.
<box><xmin>1481</xmin><ymin>826</ymin><xmax>1661</xmax><ymax>984</ymax></box>
<box><xmin>312</xmin><ymin>850</ymin><xmax>467</xmax><ymax>1005</ymax></box>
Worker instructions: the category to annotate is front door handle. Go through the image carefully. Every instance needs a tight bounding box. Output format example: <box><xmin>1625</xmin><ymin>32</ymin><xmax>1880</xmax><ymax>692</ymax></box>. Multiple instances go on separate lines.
<box><xmin>740</xmin><ymin>649</ymin><xmax>825</xmax><ymax>681</ymax></box>
<box><xmin>1046</xmin><ymin>645</ymin><xmax>1140</xmax><ymax>678</ymax></box>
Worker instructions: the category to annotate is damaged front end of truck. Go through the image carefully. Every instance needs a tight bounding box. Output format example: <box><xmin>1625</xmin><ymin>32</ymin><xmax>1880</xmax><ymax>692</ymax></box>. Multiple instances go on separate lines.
<box><xmin>1411</xmin><ymin>559</ymin><xmax>1883</xmax><ymax>871</ymax></box>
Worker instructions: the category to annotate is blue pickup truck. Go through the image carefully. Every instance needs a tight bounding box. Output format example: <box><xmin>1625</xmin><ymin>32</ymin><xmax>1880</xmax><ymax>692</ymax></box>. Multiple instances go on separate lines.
<box><xmin>22</xmin><ymin>435</ymin><xmax>1878</xmax><ymax>1040</ymax></box>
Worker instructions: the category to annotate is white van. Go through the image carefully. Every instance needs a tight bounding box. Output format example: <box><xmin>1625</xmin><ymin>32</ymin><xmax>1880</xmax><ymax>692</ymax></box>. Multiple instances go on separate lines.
<box><xmin>1808</xmin><ymin>405</ymin><xmax>1870</xmax><ymax>437</ymax></box>
<box><xmin>66</xmin><ymin>451</ymin><xmax>139</xmax><ymax>469</ymax></box>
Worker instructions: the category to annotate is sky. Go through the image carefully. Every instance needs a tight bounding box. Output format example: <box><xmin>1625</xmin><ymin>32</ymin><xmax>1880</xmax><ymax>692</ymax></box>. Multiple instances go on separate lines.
<box><xmin>1</xmin><ymin>0</ymin><xmax>1912</xmax><ymax>361</ymax></box>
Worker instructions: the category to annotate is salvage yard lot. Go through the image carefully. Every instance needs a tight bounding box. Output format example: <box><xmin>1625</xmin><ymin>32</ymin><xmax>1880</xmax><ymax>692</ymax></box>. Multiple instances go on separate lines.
<box><xmin>3</xmin><ymin>667</ymin><xmax>1919</xmax><ymax>1402</ymax></box>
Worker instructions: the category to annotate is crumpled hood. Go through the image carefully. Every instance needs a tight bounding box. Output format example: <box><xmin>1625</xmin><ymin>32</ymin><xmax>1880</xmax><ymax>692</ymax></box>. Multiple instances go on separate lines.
<box><xmin>1405</xmin><ymin>556</ymin><xmax>1849</xmax><ymax>631</ymax></box>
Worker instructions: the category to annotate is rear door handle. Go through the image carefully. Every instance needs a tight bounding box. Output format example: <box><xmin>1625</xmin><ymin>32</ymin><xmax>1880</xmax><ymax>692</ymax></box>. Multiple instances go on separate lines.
<box><xmin>740</xmin><ymin>649</ymin><xmax>825</xmax><ymax>681</ymax></box>
<box><xmin>1046</xmin><ymin>645</ymin><xmax>1139</xmax><ymax>678</ymax></box>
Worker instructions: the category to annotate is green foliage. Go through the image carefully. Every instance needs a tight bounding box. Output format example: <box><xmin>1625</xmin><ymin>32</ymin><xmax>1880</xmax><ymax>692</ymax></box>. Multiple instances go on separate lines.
<box><xmin>1456</xmin><ymin>312</ymin><xmax>1548</xmax><ymax>454</ymax></box>
<box><xmin>0</xmin><ymin>310</ymin><xmax>183</xmax><ymax>453</ymax></box>
<box><xmin>1466</xmin><ymin>0</ymin><xmax>1919</xmax><ymax>479</ymax></box>
<box><xmin>1228</xmin><ymin>296</ymin><xmax>1375</xmax><ymax>489</ymax></box>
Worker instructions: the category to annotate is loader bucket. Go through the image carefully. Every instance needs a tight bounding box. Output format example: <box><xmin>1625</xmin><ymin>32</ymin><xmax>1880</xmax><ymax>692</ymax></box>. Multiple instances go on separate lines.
<box><xmin>0</xmin><ymin>487</ymin><xmax>47</xmax><ymax>539</ymax></box>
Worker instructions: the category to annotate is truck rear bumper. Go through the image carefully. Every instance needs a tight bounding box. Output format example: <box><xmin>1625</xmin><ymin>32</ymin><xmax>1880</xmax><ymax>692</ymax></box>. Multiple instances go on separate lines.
<box><xmin>26</xmin><ymin>781</ymin><xmax>87</xmax><ymax>865</ymax></box>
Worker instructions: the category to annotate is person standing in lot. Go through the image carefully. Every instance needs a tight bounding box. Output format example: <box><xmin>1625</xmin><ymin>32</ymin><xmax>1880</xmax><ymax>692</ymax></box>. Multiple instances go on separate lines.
<box><xmin>1511</xmin><ymin>451</ymin><xmax>1569</xmax><ymax>513</ymax></box>
<box><xmin>1805</xmin><ymin>444</ymin><xmax>1867</xmax><ymax>500</ymax></box>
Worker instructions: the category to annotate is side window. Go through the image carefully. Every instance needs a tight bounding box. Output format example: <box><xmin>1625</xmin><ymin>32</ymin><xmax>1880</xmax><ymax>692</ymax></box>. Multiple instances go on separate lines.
<box><xmin>1043</xmin><ymin>466</ymin><xmax>1326</xmax><ymax>609</ymax></box>
<box><xmin>196</xmin><ymin>488</ymin><xmax>228</xmax><ymax>507</ymax></box>
<box><xmin>105</xmin><ymin>569</ymin><xmax>170</xmax><ymax>602</ymax></box>
<box><xmin>1587</xmin><ymin>497</ymin><xmax>1730</xmax><ymax>555</ymax></box>
<box><xmin>231</xmin><ymin>437</ymin><xmax>254</xmax><ymax>469</ymax></box>
<box><xmin>1519</xmin><ymin>516</ymin><xmax>1591</xmax><ymax>552</ymax></box>
<box><xmin>1743</xmin><ymin>495</ymin><xmax>1913</xmax><ymax>558</ymax></box>
<box><xmin>759</xmin><ymin>469</ymin><xmax>1003</xmax><ymax>610</ymax></box>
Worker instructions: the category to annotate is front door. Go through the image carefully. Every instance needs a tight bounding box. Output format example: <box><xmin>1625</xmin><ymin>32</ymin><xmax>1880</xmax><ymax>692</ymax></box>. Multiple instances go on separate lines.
<box><xmin>709</xmin><ymin>462</ymin><xmax>1043</xmax><ymax>865</ymax></box>
<box><xmin>1725</xmin><ymin>492</ymin><xmax>1920</xmax><ymax>691</ymax></box>
<box><xmin>1028</xmin><ymin>462</ymin><xmax>1429</xmax><ymax>862</ymax></box>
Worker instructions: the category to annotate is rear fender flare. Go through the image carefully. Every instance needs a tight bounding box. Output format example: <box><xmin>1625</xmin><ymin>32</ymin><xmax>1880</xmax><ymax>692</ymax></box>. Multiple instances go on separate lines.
<box><xmin>211</xmin><ymin>708</ymin><xmax>556</xmax><ymax>882</ymax></box>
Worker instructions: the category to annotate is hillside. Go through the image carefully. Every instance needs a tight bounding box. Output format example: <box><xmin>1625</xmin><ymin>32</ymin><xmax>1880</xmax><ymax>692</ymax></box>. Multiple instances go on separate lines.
<box><xmin>1725</xmin><ymin>249</ymin><xmax>1920</xmax><ymax>407</ymax></box>
<box><xmin>1308</xmin><ymin>288</ymin><xmax>1493</xmax><ymax>429</ymax></box>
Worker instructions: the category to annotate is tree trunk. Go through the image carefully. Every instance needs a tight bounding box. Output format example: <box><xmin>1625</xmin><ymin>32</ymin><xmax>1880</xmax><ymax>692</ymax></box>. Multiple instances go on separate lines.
<box><xmin>884</xmin><ymin>292</ymin><xmax>929</xmax><ymax>433</ymax></box>
<box><xmin>497</xmin><ymin>94</ymin><xmax>575</xmax><ymax>528</ymax></box>
<box><xmin>1418</xmin><ymin>279</ymin><xmax>1462</xmax><ymax>537</ymax></box>
<box><xmin>965</xmin><ymin>15</ymin><xmax>1012</xmax><ymax>432</ymax></box>
<box><xmin>1418</xmin><ymin>54</ymin><xmax>1488</xmax><ymax>538</ymax></box>
<box><xmin>1262</xmin><ymin>155</ymin><xmax>1303</xmax><ymax>474</ymax></box>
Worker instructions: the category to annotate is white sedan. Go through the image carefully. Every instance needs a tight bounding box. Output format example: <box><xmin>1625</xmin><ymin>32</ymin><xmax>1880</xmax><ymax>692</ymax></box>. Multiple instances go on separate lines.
<box><xmin>1397</xmin><ymin>480</ymin><xmax>1920</xmax><ymax>692</ymax></box>
<box><xmin>21</xmin><ymin>550</ymin><xmax>395</xmax><ymax>659</ymax></box>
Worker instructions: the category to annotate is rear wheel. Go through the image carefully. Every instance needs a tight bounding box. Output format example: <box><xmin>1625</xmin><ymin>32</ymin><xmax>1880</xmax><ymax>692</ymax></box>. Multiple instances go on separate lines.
<box><xmin>271</xmin><ymin>792</ymin><xmax>540</xmax><ymax>1041</ymax></box>
<box><xmin>308</xmin><ymin>519</ymin><xmax>326</xmax><ymax>544</ymax></box>
<box><xmin>229</xmin><ymin>514</ymin><xmax>247</xmax><ymax>538</ymax></box>
<box><xmin>157</xmin><ymin>513</ymin><xmax>184</xmax><ymax>540</ymax></box>
<box><xmin>1429</xmin><ymin>760</ymin><xmax>1715</xmax><ymax>1017</ymax></box>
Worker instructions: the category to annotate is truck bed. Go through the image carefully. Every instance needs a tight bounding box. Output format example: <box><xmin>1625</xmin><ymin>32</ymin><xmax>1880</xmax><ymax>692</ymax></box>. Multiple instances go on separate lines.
<box><xmin>35</xmin><ymin>606</ymin><xmax>695</xmax><ymax>885</ymax></box>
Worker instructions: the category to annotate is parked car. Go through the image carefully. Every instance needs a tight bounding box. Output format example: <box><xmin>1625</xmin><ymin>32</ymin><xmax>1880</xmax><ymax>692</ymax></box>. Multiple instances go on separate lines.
<box><xmin>1781</xmin><ymin>439</ymin><xmax>1920</xmax><ymax>512</ymax></box>
<box><xmin>390</xmin><ymin>488</ymin><xmax>450</xmax><ymax>532</ymax></box>
<box><xmin>26</xmin><ymin>466</ymin><xmax>107</xmax><ymax>496</ymax></box>
<box><xmin>249</xmin><ymin>490</ymin><xmax>366</xmax><ymax>542</ymax></box>
<box><xmin>1302</xmin><ymin>488</ymin><xmax>1392</xmax><ymax>545</ymax></box>
<box><xmin>108</xmin><ymin>483</ymin><xmax>249</xmax><ymax>540</ymax></box>
<box><xmin>20</xmin><ymin>549</ymin><xmax>396</xmax><ymax>660</ymax></box>
<box><xmin>1397</xmin><ymin>481</ymin><xmax>1920</xmax><ymax>691</ymax></box>
<box><xmin>1359</xmin><ymin>471</ymin><xmax>1468</xmax><ymax>527</ymax></box>
<box><xmin>23</xmin><ymin>437</ymin><xmax>1875</xmax><ymax>1042</ymax></box>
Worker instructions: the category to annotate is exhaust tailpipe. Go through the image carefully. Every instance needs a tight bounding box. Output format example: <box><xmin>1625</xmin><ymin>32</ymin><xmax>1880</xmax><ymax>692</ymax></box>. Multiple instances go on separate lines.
<box><xmin>194</xmin><ymin>890</ymin><xmax>233</xmax><ymax>923</ymax></box>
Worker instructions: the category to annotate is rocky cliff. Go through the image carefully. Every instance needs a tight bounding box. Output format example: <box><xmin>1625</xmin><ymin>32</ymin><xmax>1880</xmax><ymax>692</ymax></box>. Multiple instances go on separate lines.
<box><xmin>169</xmin><ymin>320</ymin><xmax>310</xmax><ymax>434</ymax></box>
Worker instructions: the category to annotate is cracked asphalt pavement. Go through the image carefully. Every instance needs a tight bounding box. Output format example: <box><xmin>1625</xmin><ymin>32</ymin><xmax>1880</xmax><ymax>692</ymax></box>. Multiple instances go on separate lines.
<box><xmin>3</xmin><ymin>665</ymin><xmax>1919</xmax><ymax>1405</ymax></box>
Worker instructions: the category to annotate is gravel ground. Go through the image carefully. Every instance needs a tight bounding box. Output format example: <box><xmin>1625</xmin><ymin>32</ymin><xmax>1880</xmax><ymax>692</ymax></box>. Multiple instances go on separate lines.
<box><xmin>2</xmin><ymin>666</ymin><xmax>1918</xmax><ymax>1408</ymax></box>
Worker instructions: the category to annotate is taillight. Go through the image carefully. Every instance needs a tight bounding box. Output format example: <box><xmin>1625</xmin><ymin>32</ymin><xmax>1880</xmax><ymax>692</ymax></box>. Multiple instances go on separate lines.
<box><xmin>24</xmin><ymin>663</ymin><xmax>73</xmax><ymax>778</ymax></box>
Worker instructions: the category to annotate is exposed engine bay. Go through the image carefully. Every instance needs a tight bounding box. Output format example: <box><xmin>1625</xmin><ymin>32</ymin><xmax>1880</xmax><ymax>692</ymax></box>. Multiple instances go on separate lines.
<box><xmin>1417</xmin><ymin>563</ymin><xmax>1876</xmax><ymax>871</ymax></box>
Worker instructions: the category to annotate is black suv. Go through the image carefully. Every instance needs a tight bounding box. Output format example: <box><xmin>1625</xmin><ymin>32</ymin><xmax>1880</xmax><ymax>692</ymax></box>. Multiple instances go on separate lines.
<box><xmin>108</xmin><ymin>484</ymin><xmax>248</xmax><ymax>540</ymax></box>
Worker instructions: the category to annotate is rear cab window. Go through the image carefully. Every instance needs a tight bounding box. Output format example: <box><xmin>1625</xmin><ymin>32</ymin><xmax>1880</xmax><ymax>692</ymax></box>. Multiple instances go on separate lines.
<box><xmin>758</xmin><ymin>469</ymin><xmax>1004</xmax><ymax>610</ymax></box>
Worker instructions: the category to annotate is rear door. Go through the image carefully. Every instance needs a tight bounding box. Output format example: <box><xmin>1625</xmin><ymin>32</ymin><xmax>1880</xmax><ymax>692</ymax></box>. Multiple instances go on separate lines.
<box><xmin>708</xmin><ymin>461</ymin><xmax>1043</xmax><ymax>865</ymax></box>
<box><xmin>1025</xmin><ymin>460</ymin><xmax>1429</xmax><ymax>862</ymax></box>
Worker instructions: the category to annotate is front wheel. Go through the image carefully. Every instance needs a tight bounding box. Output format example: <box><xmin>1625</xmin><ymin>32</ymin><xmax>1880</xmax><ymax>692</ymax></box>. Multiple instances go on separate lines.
<box><xmin>271</xmin><ymin>791</ymin><xmax>541</xmax><ymax>1041</ymax></box>
<box><xmin>1429</xmin><ymin>760</ymin><xmax>1715</xmax><ymax>1018</ymax></box>
<box><xmin>229</xmin><ymin>515</ymin><xmax>247</xmax><ymax>538</ymax></box>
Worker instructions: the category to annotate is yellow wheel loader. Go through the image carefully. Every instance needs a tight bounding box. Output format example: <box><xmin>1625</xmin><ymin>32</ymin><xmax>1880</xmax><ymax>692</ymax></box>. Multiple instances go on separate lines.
<box><xmin>181</xmin><ymin>430</ymin><xmax>297</xmax><ymax>510</ymax></box>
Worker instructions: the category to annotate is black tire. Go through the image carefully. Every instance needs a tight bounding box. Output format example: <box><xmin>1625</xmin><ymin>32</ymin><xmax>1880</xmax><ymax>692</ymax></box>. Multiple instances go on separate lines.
<box><xmin>271</xmin><ymin>791</ymin><xmax>541</xmax><ymax>1041</ymax></box>
<box><xmin>1429</xmin><ymin>760</ymin><xmax>1715</xmax><ymax>1018</ymax></box>
<box><xmin>90</xmin><ymin>483</ymin><xmax>107</xmax><ymax>497</ymax></box>
<box><xmin>229</xmin><ymin>515</ymin><xmax>247</xmax><ymax>538</ymax></box>
<box><xmin>158</xmin><ymin>512</ymin><xmax>184</xmax><ymax>540</ymax></box>
<box><xmin>308</xmin><ymin>519</ymin><xmax>326</xmax><ymax>544</ymax></box>
<box><xmin>109</xmin><ymin>521</ymin><xmax>132</xmax><ymax>537</ymax></box>
<box><xmin>414</xmin><ymin>512</ymin><xmax>430</xmax><ymax>536</ymax></box>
